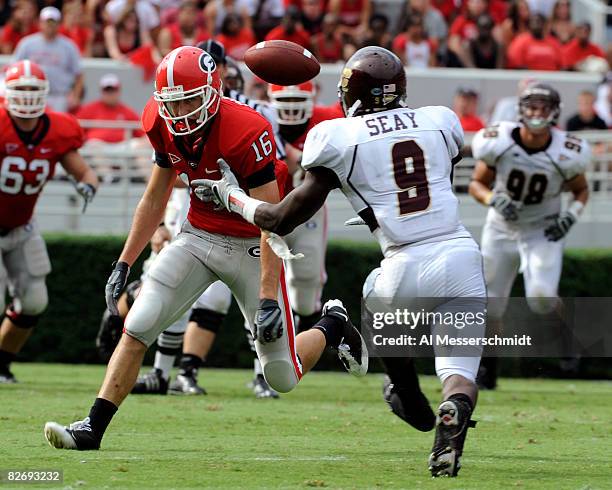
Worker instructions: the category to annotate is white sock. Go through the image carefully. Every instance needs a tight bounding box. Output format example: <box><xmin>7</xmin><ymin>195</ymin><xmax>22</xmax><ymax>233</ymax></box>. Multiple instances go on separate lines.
<box><xmin>254</xmin><ymin>358</ymin><xmax>263</xmax><ymax>376</ymax></box>
<box><xmin>154</xmin><ymin>351</ymin><xmax>175</xmax><ymax>380</ymax></box>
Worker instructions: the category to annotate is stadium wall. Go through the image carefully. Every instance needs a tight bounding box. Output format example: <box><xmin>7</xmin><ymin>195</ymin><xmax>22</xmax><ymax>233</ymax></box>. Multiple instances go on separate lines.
<box><xmin>14</xmin><ymin>235</ymin><xmax>612</xmax><ymax>378</ymax></box>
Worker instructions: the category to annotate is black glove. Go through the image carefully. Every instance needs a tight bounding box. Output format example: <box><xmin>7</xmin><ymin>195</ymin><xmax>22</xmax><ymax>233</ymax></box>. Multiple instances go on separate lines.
<box><xmin>544</xmin><ymin>212</ymin><xmax>577</xmax><ymax>242</ymax></box>
<box><xmin>75</xmin><ymin>182</ymin><xmax>96</xmax><ymax>213</ymax></box>
<box><xmin>105</xmin><ymin>261</ymin><xmax>130</xmax><ymax>315</ymax></box>
<box><xmin>254</xmin><ymin>299</ymin><xmax>283</xmax><ymax>344</ymax></box>
<box><xmin>489</xmin><ymin>191</ymin><xmax>522</xmax><ymax>221</ymax></box>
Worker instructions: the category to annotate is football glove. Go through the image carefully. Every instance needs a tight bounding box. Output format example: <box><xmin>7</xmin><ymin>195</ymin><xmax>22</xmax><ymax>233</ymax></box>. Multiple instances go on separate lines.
<box><xmin>254</xmin><ymin>299</ymin><xmax>284</xmax><ymax>344</ymax></box>
<box><xmin>105</xmin><ymin>261</ymin><xmax>130</xmax><ymax>316</ymax></box>
<box><xmin>75</xmin><ymin>182</ymin><xmax>96</xmax><ymax>213</ymax></box>
<box><xmin>191</xmin><ymin>158</ymin><xmax>245</xmax><ymax>213</ymax></box>
<box><xmin>489</xmin><ymin>191</ymin><xmax>522</xmax><ymax>221</ymax></box>
<box><xmin>344</xmin><ymin>216</ymin><xmax>367</xmax><ymax>227</ymax></box>
<box><xmin>544</xmin><ymin>212</ymin><xmax>577</xmax><ymax>242</ymax></box>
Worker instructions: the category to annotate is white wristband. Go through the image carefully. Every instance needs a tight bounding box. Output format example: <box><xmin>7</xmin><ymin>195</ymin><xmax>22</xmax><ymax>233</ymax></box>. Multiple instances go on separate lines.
<box><xmin>567</xmin><ymin>201</ymin><xmax>584</xmax><ymax>221</ymax></box>
<box><xmin>227</xmin><ymin>189</ymin><xmax>263</xmax><ymax>225</ymax></box>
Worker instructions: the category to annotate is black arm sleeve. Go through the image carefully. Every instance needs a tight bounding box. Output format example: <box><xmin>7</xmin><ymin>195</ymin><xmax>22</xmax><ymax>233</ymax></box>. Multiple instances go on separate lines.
<box><xmin>154</xmin><ymin>151</ymin><xmax>171</xmax><ymax>168</ymax></box>
<box><xmin>246</xmin><ymin>161</ymin><xmax>276</xmax><ymax>188</ymax></box>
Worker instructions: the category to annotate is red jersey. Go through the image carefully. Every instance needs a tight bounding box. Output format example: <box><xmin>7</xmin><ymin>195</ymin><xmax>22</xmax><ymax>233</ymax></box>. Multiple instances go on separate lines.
<box><xmin>142</xmin><ymin>97</ymin><xmax>283</xmax><ymax>238</ymax></box>
<box><xmin>561</xmin><ymin>39</ymin><xmax>606</xmax><ymax>70</ymax></box>
<box><xmin>264</xmin><ymin>26</ymin><xmax>310</xmax><ymax>49</ymax></box>
<box><xmin>59</xmin><ymin>25</ymin><xmax>92</xmax><ymax>54</ymax></box>
<box><xmin>76</xmin><ymin>100</ymin><xmax>144</xmax><ymax>143</ymax></box>
<box><xmin>507</xmin><ymin>33</ymin><xmax>562</xmax><ymax>70</ymax></box>
<box><xmin>288</xmin><ymin>105</ymin><xmax>345</xmax><ymax>151</ymax></box>
<box><xmin>214</xmin><ymin>29</ymin><xmax>256</xmax><ymax>61</ymax></box>
<box><xmin>0</xmin><ymin>108</ymin><xmax>84</xmax><ymax>229</ymax></box>
<box><xmin>168</xmin><ymin>24</ymin><xmax>209</xmax><ymax>50</ymax></box>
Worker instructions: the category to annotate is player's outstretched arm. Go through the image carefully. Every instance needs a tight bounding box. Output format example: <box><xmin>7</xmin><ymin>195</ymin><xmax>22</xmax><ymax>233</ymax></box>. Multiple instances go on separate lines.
<box><xmin>192</xmin><ymin>162</ymin><xmax>338</xmax><ymax>235</ymax></box>
<box><xmin>254</xmin><ymin>167</ymin><xmax>338</xmax><ymax>235</ymax></box>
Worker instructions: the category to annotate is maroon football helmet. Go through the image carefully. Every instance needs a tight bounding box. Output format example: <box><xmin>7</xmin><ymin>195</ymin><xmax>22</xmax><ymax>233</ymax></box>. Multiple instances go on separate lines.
<box><xmin>338</xmin><ymin>46</ymin><xmax>407</xmax><ymax>117</ymax></box>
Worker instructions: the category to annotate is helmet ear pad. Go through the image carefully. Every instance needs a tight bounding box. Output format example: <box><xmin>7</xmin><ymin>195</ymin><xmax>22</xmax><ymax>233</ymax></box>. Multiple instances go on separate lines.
<box><xmin>338</xmin><ymin>46</ymin><xmax>406</xmax><ymax>117</ymax></box>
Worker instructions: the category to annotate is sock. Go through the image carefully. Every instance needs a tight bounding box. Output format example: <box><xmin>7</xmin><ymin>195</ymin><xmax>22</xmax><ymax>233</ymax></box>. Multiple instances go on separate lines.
<box><xmin>179</xmin><ymin>354</ymin><xmax>202</xmax><ymax>375</ymax></box>
<box><xmin>254</xmin><ymin>358</ymin><xmax>263</xmax><ymax>376</ymax></box>
<box><xmin>0</xmin><ymin>349</ymin><xmax>16</xmax><ymax>368</ymax></box>
<box><xmin>382</xmin><ymin>357</ymin><xmax>421</xmax><ymax>393</ymax></box>
<box><xmin>296</xmin><ymin>311</ymin><xmax>322</xmax><ymax>333</ymax></box>
<box><xmin>88</xmin><ymin>398</ymin><xmax>118</xmax><ymax>439</ymax></box>
<box><xmin>153</xmin><ymin>351</ymin><xmax>175</xmax><ymax>380</ymax></box>
<box><xmin>313</xmin><ymin>315</ymin><xmax>344</xmax><ymax>348</ymax></box>
<box><xmin>447</xmin><ymin>393</ymin><xmax>474</xmax><ymax>412</ymax></box>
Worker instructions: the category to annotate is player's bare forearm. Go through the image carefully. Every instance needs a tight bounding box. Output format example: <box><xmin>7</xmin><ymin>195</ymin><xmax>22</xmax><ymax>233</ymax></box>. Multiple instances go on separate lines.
<box><xmin>61</xmin><ymin>150</ymin><xmax>99</xmax><ymax>189</ymax></box>
<box><xmin>254</xmin><ymin>167</ymin><xmax>338</xmax><ymax>235</ymax></box>
<box><xmin>119</xmin><ymin>166</ymin><xmax>175</xmax><ymax>266</ymax></box>
<box><xmin>250</xmin><ymin>180</ymin><xmax>282</xmax><ymax>299</ymax></box>
<box><xmin>568</xmin><ymin>174</ymin><xmax>589</xmax><ymax>205</ymax></box>
<box><xmin>469</xmin><ymin>161</ymin><xmax>496</xmax><ymax>205</ymax></box>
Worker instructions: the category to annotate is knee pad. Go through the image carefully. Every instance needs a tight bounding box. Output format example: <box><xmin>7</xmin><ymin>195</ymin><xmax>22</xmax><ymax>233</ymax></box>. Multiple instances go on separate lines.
<box><xmin>124</xmin><ymin>289</ymin><xmax>165</xmax><ymax>348</ymax></box>
<box><xmin>526</xmin><ymin>293</ymin><xmax>558</xmax><ymax>315</ymax></box>
<box><xmin>19</xmin><ymin>279</ymin><xmax>48</xmax><ymax>316</ymax></box>
<box><xmin>262</xmin><ymin>357</ymin><xmax>300</xmax><ymax>393</ymax></box>
<box><xmin>5</xmin><ymin>304</ymin><xmax>41</xmax><ymax>328</ymax></box>
<box><xmin>189</xmin><ymin>308</ymin><xmax>225</xmax><ymax>333</ymax></box>
<box><xmin>257</xmin><ymin>339</ymin><xmax>302</xmax><ymax>393</ymax></box>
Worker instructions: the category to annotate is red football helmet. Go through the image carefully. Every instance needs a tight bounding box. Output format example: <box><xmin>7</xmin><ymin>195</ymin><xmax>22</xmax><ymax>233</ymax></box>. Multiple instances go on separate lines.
<box><xmin>4</xmin><ymin>60</ymin><xmax>49</xmax><ymax>119</ymax></box>
<box><xmin>268</xmin><ymin>82</ymin><xmax>315</xmax><ymax>125</ymax></box>
<box><xmin>154</xmin><ymin>46</ymin><xmax>223</xmax><ymax>136</ymax></box>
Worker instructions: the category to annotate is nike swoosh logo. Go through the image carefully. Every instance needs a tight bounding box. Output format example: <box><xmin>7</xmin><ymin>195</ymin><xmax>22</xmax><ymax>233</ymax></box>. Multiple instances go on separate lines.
<box><xmin>40</xmin><ymin>148</ymin><xmax>51</xmax><ymax>154</ymax></box>
<box><xmin>205</xmin><ymin>168</ymin><xmax>218</xmax><ymax>174</ymax></box>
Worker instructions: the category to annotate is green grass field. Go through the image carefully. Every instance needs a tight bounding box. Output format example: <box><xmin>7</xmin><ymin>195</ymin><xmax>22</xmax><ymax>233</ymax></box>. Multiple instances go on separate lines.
<box><xmin>1</xmin><ymin>364</ymin><xmax>610</xmax><ymax>489</ymax></box>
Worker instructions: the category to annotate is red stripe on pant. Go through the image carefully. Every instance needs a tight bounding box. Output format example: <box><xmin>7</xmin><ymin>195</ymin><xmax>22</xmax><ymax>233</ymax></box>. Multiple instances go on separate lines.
<box><xmin>279</xmin><ymin>264</ymin><xmax>303</xmax><ymax>379</ymax></box>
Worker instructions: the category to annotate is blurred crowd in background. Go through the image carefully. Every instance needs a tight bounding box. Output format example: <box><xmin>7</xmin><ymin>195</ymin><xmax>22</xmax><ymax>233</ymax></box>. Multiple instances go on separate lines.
<box><xmin>0</xmin><ymin>0</ymin><xmax>611</xmax><ymax>146</ymax></box>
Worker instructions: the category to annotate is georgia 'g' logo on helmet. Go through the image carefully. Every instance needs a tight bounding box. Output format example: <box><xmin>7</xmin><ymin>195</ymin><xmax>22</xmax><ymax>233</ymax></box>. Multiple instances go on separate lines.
<box><xmin>4</xmin><ymin>60</ymin><xmax>49</xmax><ymax>119</ymax></box>
<box><xmin>268</xmin><ymin>82</ymin><xmax>315</xmax><ymax>126</ymax></box>
<box><xmin>154</xmin><ymin>46</ymin><xmax>223</xmax><ymax>136</ymax></box>
<box><xmin>337</xmin><ymin>47</ymin><xmax>406</xmax><ymax>117</ymax></box>
<box><xmin>518</xmin><ymin>82</ymin><xmax>561</xmax><ymax>132</ymax></box>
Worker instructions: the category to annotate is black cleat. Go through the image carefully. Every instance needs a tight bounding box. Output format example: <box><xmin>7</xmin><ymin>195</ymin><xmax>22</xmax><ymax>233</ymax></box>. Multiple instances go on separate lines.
<box><xmin>0</xmin><ymin>365</ymin><xmax>17</xmax><ymax>384</ymax></box>
<box><xmin>476</xmin><ymin>358</ymin><xmax>497</xmax><ymax>390</ymax></box>
<box><xmin>249</xmin><ymin>374</ymin><xmax>279</xmax><ymax>399</ymax></box>
<box><xmin>428</xmin><ymin>397</ymin><xmax>476</xmax><ymax>477</ymax></box>
<box><xmin>169</xmin><ymin>370</ymin><xmax>207</xmax><ymax>395</ymax></box>
<box><xmin>383</xmin><ymin>375</ymin><xmax>435</xmax><ymax>432</ymax></box>
<box><xmin>323</xmin><ymin>299</ymin><xmax>368</xmax><ymax>377</ymax></box>
<box><xmin>131</xmin><ymin>368</ymin><xmax>169</xmax><ymax>395</ymax></box>
<box><xmin>44</xmin><ymin>417</ymin><xmax>101</xmax><ymax>450</ymax></box>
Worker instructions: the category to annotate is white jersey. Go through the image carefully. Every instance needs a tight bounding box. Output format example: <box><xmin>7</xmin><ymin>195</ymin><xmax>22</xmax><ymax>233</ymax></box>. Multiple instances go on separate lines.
<box><xmin>472</xmin><ymin>121</ymin><xmax>590</xmax><ymax>225</ymax></box>
<box><xmin>301</xmin><ymin>106</ymin><xmax>471</xmax><ymax>255</ymax></box>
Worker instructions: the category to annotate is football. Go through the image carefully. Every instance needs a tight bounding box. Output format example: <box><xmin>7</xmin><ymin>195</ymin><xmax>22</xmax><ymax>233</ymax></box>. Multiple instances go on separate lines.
<box><xmin>243</xmin><ymin>40</ymin><xmax>320</xmax><ymax>86</ymax></box>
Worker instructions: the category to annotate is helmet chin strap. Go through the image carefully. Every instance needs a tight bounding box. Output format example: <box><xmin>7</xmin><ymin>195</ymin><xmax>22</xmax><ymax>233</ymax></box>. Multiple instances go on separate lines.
<box><xmin>347</xmin><ymin>99</ymin><xmax>362</xmax><ymax>118</ymax></box>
